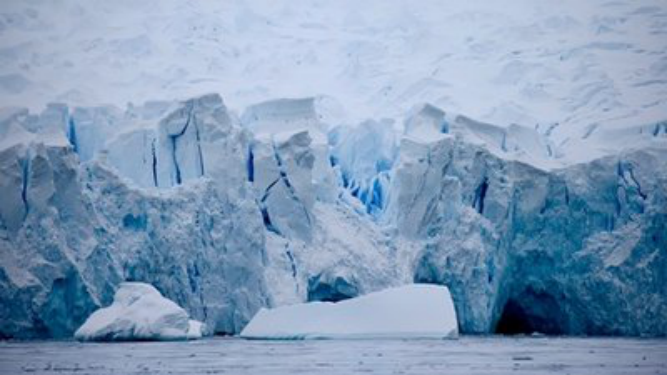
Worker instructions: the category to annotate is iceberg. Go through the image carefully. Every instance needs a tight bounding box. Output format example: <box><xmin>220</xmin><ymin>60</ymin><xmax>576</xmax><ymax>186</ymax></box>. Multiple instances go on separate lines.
<box><xmin>240</xmin><ymin>284</ymin><xmax>458</xmax><ymax>340</ymax></box>
<box><xmin>75</xmin><ymin>282</ymin><xmax>204</xmax><ymax>341</ymax></box>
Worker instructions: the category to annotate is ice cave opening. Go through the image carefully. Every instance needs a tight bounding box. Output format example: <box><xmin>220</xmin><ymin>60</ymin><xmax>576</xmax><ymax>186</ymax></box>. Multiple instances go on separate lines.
<box><xmin>307</xmin><ymin>275</ymin><xmax>359</xmax><ymax>303</ymax></box>
<box><xmin>495</xmin><ymin>290</ymin><xmax>566</xmax><ymax>336</ymax></box>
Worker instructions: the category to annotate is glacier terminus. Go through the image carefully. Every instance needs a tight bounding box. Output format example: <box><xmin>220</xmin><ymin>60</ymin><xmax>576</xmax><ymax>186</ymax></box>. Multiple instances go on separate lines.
<box><xmin>0</xmin><ymin>91</ymin><xmax>665</xmax><ymax>340</ymax></box>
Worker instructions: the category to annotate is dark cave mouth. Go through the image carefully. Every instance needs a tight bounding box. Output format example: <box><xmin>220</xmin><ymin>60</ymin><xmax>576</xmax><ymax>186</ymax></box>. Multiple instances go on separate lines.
<box><xmin>307</xmin><ymin>275</ymin><xmax>359</xmax><ymax>303</ymax></box>
<box><xmin>494</xmin><ymin>292</ymin><xmax>567</xmax><ymax>336</ymax></box>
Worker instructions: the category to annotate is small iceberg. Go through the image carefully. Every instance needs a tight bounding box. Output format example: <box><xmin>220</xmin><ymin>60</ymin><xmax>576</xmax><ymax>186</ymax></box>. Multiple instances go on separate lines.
<box><xmin>75</xmin><ymin>282</ymin><xmax>205</xmax><ymax>341</ymax></box>
<box><xmin>240</xmin><ymin>284</ymin><xmax>458</xmax><ymax>340</ymax></box>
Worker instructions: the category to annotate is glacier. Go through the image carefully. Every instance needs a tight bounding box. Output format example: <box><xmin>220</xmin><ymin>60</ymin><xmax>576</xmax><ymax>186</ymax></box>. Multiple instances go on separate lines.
<box><xmin>0</xmin><ymin>93</ymin><xmax>665</xmax><ymax>340</ymax></box>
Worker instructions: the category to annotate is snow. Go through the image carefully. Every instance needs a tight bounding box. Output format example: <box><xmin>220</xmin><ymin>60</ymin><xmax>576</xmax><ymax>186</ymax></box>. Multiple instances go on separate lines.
<box><xmin>1</xmin><ymin>0</ymin><xmax>666</xmax><ymax>167</ymax></box>
<box><xmin>240</xmin><ymin>284</ymin><xmax>458</xmax><ymax>339</ymax></box>
<box><xmin>75</xmin><ymin>282</ymin><xmax>205</xmax><ymax>341</ymax></box>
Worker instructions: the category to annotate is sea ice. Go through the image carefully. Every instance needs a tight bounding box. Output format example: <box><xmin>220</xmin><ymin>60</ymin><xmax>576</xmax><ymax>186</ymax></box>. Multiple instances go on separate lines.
<box><xmin>75</xmin><ymin>282</ymin><xmax>204</xmax><ymax>341</ymax></box>
<box><xmin>240</xmin><ymin>284</ymin><xmax>458</xmax><ymax>340</ymax></box>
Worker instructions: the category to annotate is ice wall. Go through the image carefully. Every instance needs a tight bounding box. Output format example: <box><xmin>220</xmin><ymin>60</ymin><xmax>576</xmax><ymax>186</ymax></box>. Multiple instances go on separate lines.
<box><xmin>0</xmin><ymin>96</ymin><xmax>665</xmax><ymax>339</ymax></box>
<box><xmin>0</xmin><ymin>95</ymin><xmax>267</xmax><ymax>338</ymax></box>
<box><xmin>399</xmin><ymin>136</ymin><xmax>667</xmax><ymax>335</ymax></box>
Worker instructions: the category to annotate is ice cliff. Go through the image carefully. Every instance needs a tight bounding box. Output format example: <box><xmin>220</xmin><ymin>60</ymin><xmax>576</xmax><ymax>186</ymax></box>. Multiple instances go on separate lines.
<box><xmin>0</xmin><ymin>94</ymin><xmax>665</xmax><ymax>338</ymax></box>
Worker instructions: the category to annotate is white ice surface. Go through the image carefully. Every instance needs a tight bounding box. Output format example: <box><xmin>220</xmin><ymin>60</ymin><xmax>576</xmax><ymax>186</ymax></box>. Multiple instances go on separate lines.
<box><xmin>75</xmin><ymin>282</ymin><xmax>204</xmax><ymax>342</ymax></box>
<box><xmin>240</xmin><ymin>284</ymin><xmax>458</xmax><ymax>339</ymax></box>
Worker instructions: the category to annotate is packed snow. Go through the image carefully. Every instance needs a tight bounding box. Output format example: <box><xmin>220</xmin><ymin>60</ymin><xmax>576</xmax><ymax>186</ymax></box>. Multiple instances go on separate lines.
<box><xmin>75</xmin><ymin>282</ymin><xmax>204</xmax><ymax>341</ymax></box>
<box><xmin>240</xmin><ymin>284</ymin><xmax>458</xmax><ymax>340</ymax></box>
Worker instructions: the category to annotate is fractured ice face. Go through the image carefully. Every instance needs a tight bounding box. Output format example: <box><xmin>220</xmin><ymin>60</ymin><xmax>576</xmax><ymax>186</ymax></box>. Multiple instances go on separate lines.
<box><xmin>0</xmin><ymin>95</ymin><xmax>665</xmax><ymax>339</ymax></box>
<box><xmin>329</xmin><ymin>119</ymin><xmax>397</xmax><ymax>217</ymax></box>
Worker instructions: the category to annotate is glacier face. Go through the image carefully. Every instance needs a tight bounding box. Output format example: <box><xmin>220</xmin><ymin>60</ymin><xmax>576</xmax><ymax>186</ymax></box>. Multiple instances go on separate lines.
<box><xmin>0</xmin><ymin>95</ymin><xmax>267</xmax><ymax>338</ymax></box>
<box><xmin>0</xmin><ymin>94</ymin><xmax>665</xmax><ymax>338</ymax></box>
<box><xmin>403</xmin><ymin>138</ymin><xmax>667</xmax><ymax>335</ymax></box>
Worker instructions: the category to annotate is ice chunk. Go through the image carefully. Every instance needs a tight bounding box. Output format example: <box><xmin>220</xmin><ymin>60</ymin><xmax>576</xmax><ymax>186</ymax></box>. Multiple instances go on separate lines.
<box><xmin>251</xmin><ymin>131</ymin><xmax>315</xmax><ymax>241</ymax></box>
<box><xmin>69</xmin><ymin>106</ymin><xmax>124</xmax><ymax>162</ymax></box>
<box><xmin>243</xmin><ymin>97</ymin><xmax>339</xmax><ymax>203</ymax></box>
<box><xmin>404</xmin><ymin>103</ymin><xmax>449</xmax><ymax>141</ymax></box>
<box><xmin>241</xmin><ymin>98</ymin><xmax>328</xmax><ymax>140</ymax></box>
<box><xmin>449</xmin><ymin>114</ymin><xmax>555</xmax><ymax>167</ymax></box>
<box><xmin>154</xmin><ymin>94</ymin><xmax>251</xmax><ymax>197</ymax></box>
<box><xmin>385</xmin><ymin>135</ymin><xmax>458</xmax><ymax>238</ymax></box>
<box><xmin>75</xmin><ymin>282</ymin><xmax>205</xmax><ymax>341</ymax></box>
<box><xmin>187</xmin><ymin>320</ymin><xmax>205</xmax><ymax>340</ymax></box>
<box><xmin>240</xmin><ymin>284</ymin><xmax>458</xmax><ymax>339</ymax></box>
<box><xmin>105</xmin><ymin>128</ymin><xmax>158</xmax><ymax>188</ymax></box>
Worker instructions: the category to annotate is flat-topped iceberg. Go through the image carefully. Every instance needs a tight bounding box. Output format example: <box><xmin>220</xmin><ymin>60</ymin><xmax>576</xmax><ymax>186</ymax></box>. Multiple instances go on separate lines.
<box><xmin>75</xmin><ymin>282</ymin><xmax>205</xmax><ymax>342</ymax></box>
<box><xmin>240</xmin><ymin>284</ymin><xmax>458</xmax><ymax>340</ymax></box>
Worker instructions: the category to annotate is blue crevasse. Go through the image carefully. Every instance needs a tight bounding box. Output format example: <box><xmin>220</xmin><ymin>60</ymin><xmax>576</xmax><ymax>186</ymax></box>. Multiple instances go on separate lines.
<box><xmin>329</xmin><ymin>119</ymin><xmax>397</xmax><ymax>217</ymax></box>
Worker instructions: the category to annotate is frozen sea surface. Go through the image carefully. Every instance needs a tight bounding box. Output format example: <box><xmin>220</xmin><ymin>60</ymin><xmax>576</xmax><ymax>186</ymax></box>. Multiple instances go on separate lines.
<box><xmin>1</xmin><ymin>337</ymin><xmax>666</xmax><ymax>375</ymax></box>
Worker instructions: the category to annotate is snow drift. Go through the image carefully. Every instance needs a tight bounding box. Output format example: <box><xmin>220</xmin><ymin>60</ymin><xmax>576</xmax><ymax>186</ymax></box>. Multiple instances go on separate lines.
<box><xmin>240</xmin><ymin>284</ymin><xmax>458</xmax><ymax>340</ymax></box>
<box><xmin>75</xmin><ymin>282</ymin><xmax>204</xmax><ymax>341</ymax></box>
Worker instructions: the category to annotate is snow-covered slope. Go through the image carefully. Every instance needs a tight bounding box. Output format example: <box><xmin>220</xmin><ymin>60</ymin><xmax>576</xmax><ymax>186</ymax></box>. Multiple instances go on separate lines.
<box><xmin>1</xmin><ymin>0</ymin><xmax>666</xmax><ymax>166</ymax></box>
<box><xmin>240</xmin><ymin>284</ymin><xmax>458</xmax><ymax>340</ymax></box>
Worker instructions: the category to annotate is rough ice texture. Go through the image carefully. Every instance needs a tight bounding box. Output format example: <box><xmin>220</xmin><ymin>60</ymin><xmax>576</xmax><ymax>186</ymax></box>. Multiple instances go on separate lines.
<box><xmin>240</xmin><ymin>284</ymin><xmax>458</xmax><ymax>340</ymax></box>
<box><xmin>0</xmin><ymin>94</ymin><xmax>665</xmax><ymax>339</ymax></box>
<box><xmin>0</xmin><ymin>95</ymin><xmax>267</xmax><ymax>338</ymax></box>
<box><xmin>75</xmin><ymin>282</ymin><xmax>203</xmax><ymax>341</ymax></box>
<box><xmin>390</xmin><ymin>114</ymin><xmax>667</xmax><ymax>335</ymax></box>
